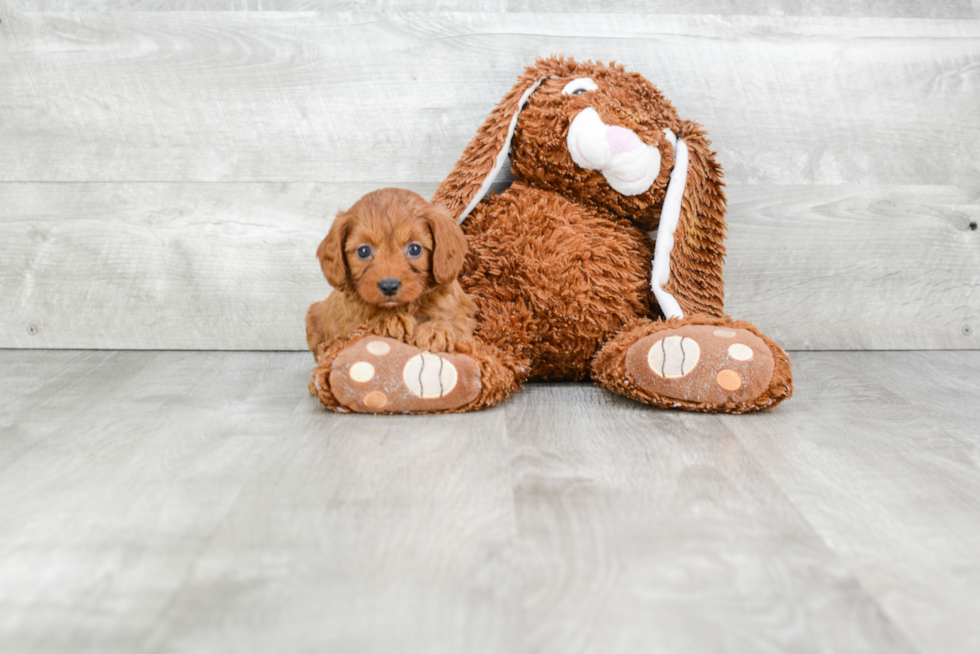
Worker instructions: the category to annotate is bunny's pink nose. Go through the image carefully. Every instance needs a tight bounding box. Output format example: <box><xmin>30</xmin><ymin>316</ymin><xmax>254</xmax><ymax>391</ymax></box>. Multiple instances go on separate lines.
<box><xmin>606</xmin><ymin>125</ymin><xmax>642</xmax><ymax>155</ymax></box>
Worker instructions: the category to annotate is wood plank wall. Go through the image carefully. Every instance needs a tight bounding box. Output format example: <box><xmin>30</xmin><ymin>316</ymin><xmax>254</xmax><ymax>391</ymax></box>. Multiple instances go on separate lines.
<box><xmin>1</xmin><ymin>2</ymin><xmax>978</xmax><ymax>350</ymax></box>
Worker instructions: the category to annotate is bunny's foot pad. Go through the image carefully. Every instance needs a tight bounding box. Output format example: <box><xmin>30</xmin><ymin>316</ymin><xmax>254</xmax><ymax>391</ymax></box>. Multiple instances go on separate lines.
<box><xmin>326</xmin><ymin>337</ymin><xmax>482</xmax><ymax>414</ymax></box>
<box><xmin>626</xmin><ymin>325</ymin><xmax>774</xmax><ymax>406</ymax></box>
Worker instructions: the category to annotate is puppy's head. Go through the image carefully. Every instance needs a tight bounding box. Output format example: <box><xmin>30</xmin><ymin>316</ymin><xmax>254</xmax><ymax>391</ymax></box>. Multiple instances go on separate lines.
<box><xmin>316</xmin><ymin>188</ymin><xmax>466</xmax><ymax>308</ymax></box>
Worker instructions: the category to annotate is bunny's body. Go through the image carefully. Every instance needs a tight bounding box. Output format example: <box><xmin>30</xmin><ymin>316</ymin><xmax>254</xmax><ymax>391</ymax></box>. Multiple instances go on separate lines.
<box><xmin>460</xmin><ymin>181</ymin><xmax>655</xmax><ymax>381</ymax></box>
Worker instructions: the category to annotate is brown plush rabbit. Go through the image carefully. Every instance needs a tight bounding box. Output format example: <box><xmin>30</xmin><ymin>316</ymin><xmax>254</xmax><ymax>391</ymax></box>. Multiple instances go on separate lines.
<box><xmin>311</xmin><ymin>56</ymin><xmax>793</xmax><ymax>414</ymax></box>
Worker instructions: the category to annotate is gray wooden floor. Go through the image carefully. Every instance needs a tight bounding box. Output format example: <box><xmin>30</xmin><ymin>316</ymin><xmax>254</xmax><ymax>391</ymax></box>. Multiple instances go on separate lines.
<box><xmin>0</xmin><ymin>349</ymin><xmax>977</xmax><ymax>653</ymax></box>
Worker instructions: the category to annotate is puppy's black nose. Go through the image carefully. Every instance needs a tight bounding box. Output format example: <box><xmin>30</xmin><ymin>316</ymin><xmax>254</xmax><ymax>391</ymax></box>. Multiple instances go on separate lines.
<box><xmin>378</xmin><ymin>278</ymin><xmax>401</xmax><ymax>297</ymax></box>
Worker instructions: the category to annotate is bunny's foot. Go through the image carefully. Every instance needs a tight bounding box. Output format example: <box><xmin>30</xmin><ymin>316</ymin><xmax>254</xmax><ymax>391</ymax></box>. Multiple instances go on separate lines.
<box><xmin>592</xmin><ymin>316</ymin><xmax>793</xmax><ymax>414</ymax></box>
<box><xmin>310</xmin><ymin>331</ymin><xmax>521</xmax><ymax>414</ymax></box>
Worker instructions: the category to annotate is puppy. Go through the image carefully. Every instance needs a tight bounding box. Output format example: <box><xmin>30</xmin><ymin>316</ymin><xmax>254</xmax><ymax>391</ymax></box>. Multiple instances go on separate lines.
<box><xmin>306</xmin><ymin>188</ymin><xmax>476</xmax><ymax>359</ymax></box>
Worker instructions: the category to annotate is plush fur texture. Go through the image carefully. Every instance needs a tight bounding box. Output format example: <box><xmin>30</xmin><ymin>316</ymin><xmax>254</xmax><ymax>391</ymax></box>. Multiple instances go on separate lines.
<box><xmin>460</xmin><ymin>181</ymin><xmax>656</xmax><ymax>380</ymax></box>
<box><xmin>309</xmin><ymin>56</ymin><xmax>793</xmax><ymax>414</ymax></box>
<box><xmin>305</xmin><ymin>188</ymin><xmax>476</xmax><ymax>358</ymax></box>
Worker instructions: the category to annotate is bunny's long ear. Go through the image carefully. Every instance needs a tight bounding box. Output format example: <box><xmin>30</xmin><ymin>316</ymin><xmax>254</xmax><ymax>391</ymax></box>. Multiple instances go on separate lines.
<box><xmin>432</xmin><ymin>70</ymin><xmax>546</xmax><ymax>224</ymax></box>
<box><xmin>652</xmin><ymin>121</ymin><xmax>727</xmax><ymax>319</ymax></box>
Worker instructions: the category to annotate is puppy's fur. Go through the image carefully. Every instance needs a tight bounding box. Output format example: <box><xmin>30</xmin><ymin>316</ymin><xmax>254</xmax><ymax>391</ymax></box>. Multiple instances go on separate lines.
<box><xmin>306</xmin><ymin>188</ymin><xmax>476</xmax><ymax>358</ymax></box>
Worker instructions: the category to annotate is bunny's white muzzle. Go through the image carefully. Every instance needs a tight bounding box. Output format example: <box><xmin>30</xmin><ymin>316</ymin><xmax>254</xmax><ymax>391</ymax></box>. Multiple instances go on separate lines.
<box><xmin>566</xmin><ymin>108</ymin><xmax>661</xmax><ymax>196</ymax></box>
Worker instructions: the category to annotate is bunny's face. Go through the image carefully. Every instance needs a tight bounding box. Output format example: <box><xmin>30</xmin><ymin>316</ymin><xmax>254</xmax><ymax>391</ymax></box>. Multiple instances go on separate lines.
<box><xmin>432</xmin><ymin>58</ymin><xmax>717</xmax><ymax>233</ymax></box>
<box><xmin>509</xmin><ymin>62</ymin><xmax>682</xmax><ymax>224</ymax></box>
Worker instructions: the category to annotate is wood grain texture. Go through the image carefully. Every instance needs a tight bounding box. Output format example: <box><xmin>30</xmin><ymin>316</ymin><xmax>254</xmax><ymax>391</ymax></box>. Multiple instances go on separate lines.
<box><xmin>3</xmin><ymin>1</ymin><xmax>978</xmax><ymax>18</ymax></box>
<box><xmin>141</xmin><ymin>406</ymin><xmax>519</xmax><ymax>654</ymax></box>
<box><xmin>723</xmin><ymin>351</ymin><xmax>980</xmax><ymax>654</ymax></box>
<box><xmin>0</xmin><ymin>181</ymin><xmax>382</xmax><ymax>350</ymax></box>
<box><xmin>724</xmin><ymin>185</ymin><xmax>980</xmax><ymax>350</ymax></box>
<box><xmin>2</xmin><ymin>182</ymin><xmax>976</xmax><ymax>350</ymax></box>
<box><xmin>0</xmin><ymin>12</ymin><xmax>978</xmax><ymax>186</ymax></box>
<box><xmin>505</xmin><ymin>384</ymin><xmax>917</xmax><ymax>654</ymax></box>
<box><xmin>2</xmin><ymin>349</ymin><xmax>979</xmax><ymax>652</ymax></box>
<box><xmin>0</xmin><ymin>349</ymin><xmax>518</xmax><ymax>653</ymax></box>
<box><xmin>1</xmin><ymin>8</ymin><xmax>978</xmax><ymax>352</ymax></box>
<box><xmin>0</xmin><ymin>350</ymin><xmax>302</xmax><ymax>653</ymax></box>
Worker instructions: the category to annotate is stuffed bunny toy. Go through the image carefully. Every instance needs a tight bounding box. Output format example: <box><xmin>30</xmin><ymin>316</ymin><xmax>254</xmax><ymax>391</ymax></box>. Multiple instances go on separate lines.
<box><xmin>311</xmin><ymin>56</ymin><xmax>793</xmax><ymax>414</ymax></box>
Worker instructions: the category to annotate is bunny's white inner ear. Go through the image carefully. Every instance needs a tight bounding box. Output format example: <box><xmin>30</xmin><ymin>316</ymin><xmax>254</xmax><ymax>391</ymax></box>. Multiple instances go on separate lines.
<box><xmin>456</xmin><ymin>77</ymin><xmax>545</xmax><ymax>225</ymax></box>
<box><xmin>650</xmin><ymin>129</ymin><xmax>688</xmax><ymax>320</ymax></box>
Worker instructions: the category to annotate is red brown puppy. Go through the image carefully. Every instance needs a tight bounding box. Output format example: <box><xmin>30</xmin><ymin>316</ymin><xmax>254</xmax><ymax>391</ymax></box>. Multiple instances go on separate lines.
<box><xmin>305</xmin><ymin>188</ymin><xmax>476</xmax><ymax>358</ymax></box>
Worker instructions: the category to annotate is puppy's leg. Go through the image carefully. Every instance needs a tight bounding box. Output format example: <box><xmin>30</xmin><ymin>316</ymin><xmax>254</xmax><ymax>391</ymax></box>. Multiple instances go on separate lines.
<box><xmin>370</xmin><ymin>313</ymin><xmax>417</xmax><ymax>342</ymax></box>
<box><xmin>305</xmin><ymin>299</ymin><xmax>329</xmax><ymax>359</ymax></box>
<box><xmin>412</xmin><ymin>320</ymin><xmax>463</xmax><ymax>353</ymax></box>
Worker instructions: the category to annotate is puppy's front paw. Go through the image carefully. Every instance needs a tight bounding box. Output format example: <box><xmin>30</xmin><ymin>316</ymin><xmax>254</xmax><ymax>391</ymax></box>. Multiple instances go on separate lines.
<box><xmin>413</xmin><ymin>320</ymin><xmax>458</xmax><ymax>353</ymax></box>
<box><xmin>371</xmin><ymin>313</ymin><xmax>417</xmax><ymax>341</ymax></box>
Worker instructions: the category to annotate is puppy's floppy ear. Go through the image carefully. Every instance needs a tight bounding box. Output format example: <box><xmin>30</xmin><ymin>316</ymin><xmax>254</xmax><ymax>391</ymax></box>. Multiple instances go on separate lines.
<box><xmin>432</xmin><ymin>56</ymin><xmax>578</xmax><ymax>224</ymax></box>
<box><xmin>424</xmin><ymin>203</ymin><xmax>467</xmax><ymax>285</ymax></box>
<box><xmin>317</xmin><ymin>210</ymin><xmax>353</xmax><ymax>288</ymax></box>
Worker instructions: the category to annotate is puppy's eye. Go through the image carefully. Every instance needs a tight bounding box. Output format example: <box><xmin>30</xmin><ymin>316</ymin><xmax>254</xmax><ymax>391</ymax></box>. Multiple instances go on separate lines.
<box><xmin>406</xmin><ymin>242</ymin><xmax>423</xmax><ymax>258</ymax></box>
<box><xmin>356</xmin><ymin>245</ymin><xmax>372</xmax><ymax>260</ymax></box>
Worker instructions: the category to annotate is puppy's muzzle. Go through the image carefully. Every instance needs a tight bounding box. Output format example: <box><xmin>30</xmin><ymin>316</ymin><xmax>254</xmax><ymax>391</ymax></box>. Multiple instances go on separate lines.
<box><xmin>378</xmin><ymin>278</ymin><xmax>402</xmax><ymax>297</ymax></box>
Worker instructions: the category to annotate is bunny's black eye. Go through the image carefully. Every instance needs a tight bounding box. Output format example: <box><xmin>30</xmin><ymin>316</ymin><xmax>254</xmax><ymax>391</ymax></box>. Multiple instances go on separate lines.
<box><xmin>406</xmin><ymin>242</ymin><xmax>423</xmax><ymax>257</ymax></box>
<box><xmin>356</xmin><ymin>245</ymin><xmax>372</xmax><ymax>260</ymax></box>
<box><xmin>561</xmin><ymin>77</ymin><xmax>599</xmax><ymax>96</ymax></box>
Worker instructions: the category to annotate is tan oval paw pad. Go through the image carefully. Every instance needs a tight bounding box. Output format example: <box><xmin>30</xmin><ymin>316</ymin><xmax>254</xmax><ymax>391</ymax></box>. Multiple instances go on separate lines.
<box><xmin>366</xmin><ymin>340</ymin><xmax>391</xmax><ymax>356</ymax></box>
<box><xmin>647</xmin><ymin>335</ymin><xmax>700</xmax><ymax>378</ymax></box>
<box><xmin>349</xmin><ymin>361</ymin><xmax>375</xmax><ymax>382</ymax></box>
<box><xmin>727</xmin><ymin>343</ymin><xmax>754</xmax><ymax>361</ymax></box>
